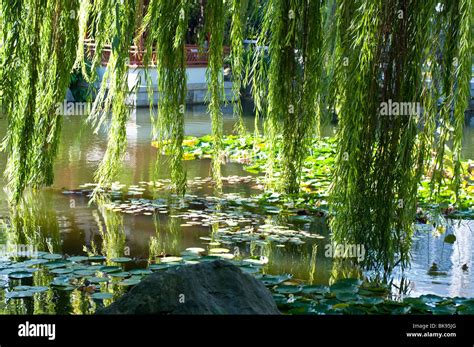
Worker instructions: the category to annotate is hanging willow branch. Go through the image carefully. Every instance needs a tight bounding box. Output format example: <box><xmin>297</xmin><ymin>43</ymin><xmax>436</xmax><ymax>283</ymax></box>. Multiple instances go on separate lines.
<box><xmin>83</xmin><ymin>0</ymin><xmax>137</xmax><ymax>195</ymax></box>
<box><xmin>0</xmin><ymin>0</ymin><xmax>79</xmax><ymax>203</ymax></box>
<box><xmin>230</xmin><ymin>0</ymin><xmax>248</xmax><ymax>135</ymax></box>
<box><xmin>141</xmin><ymin>0</ymin><xmax>189</xmax><ymax>196</ymax></box>
<box><xmin>330</xmin><ymin>0</ymin><xmax>472</xmax><ymax>272</ymax></box>
<box><xmin>253</xmin><ymin>0</ymin><xmax>323</xmax><ymax>194</ymax></box>
<box><xmin>205</xmin><ymin>0</ymin><xmax>226</xmax><ymax>190</ymax></box>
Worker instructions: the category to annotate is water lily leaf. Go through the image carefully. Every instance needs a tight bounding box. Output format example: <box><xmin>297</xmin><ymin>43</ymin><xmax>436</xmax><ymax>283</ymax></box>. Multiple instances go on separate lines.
<box><xmin>243</xmin><ymin>258</ymin><xmax>267</xmax><ymax>265</ymax></box>
<box><xmin>51</xmin><ymin>276</ymin><xmax>73</xmax><ymax>287</ymax></box>
<box><xmin>301</xmin><ymin>285</ymin><xmax>329</xmax><ymax>295</ymax></box>
<box><xmin>336</xmin><ymin>292</ymin><xmax>360</xmax><ymax>302</ymax></box>
<box><xmin>68</xmin><ymin>256</ymin><xmax>89</xmax><ymax>263</ymax></box>
<box><xmin>239</xmin><ymin>266</ymin><xmax>261</xmax><ymax>274</ymax></box>
<box><xmin>308</xmin><ymin>303</ymin><xmax>330</xmax><ymax>314</ymax></box>
<box><xmin>29</xmin><ymin>286</ymin><xmax>49</xmax><ymax>293</ymax></box>
<box><xmin>42</xmin><ymin>253</ymin><xmax>63</xmax><ymax>260</ymax></box>
<box><xmin>109</xmin><ymin>271</ymin><xmax>130</xmax><ymax>278</ymax></box>
<box><xmin>44</xmin><ymin>260</ymin><xmax>70</xmax><ymax>269</ymax></box>
<box><xmin>110</xmin><ymin>257</ymin><xmax>132</xmax><ymax>263</ymax></box>
<box><xmin>91</xmin><ymin>292</ymin><xmax>113</xmax><ymax>300</ymax></box>
<box><xmin>74</xmin><ymin>269</ymin><xmax>96</xmax><ymax>277</ymax></box>
<box><xmin>13</xmin><ymin>285</ymin><xmax>33</xmax><ymax>291</ymax></box>
<box><xmin>444</xmin><ymin>234</ymin><xmax>456</xmax><ymax>244</ymax></box>
<box><xmin>209</xmin><ymin>248</ymin><xmax>230</xmax><ymax>254</ymax></box>
<box><xmin>429</xmin><ymin>305</ymin><xmax>456</xmax><ymax>315</ymax></box>
<box><xmin>257</xmin><ymin>274</ymin><xmax>292</xmax><ymax>286</ymax></box>
<box><xmin>160</xmin><ymin>257</ymin><xmax>182</xmax><ymax>263</ymax></box>
<box><xmin>9</xmin><ymin>271</ymin><xmax>33</xmax><ymax>279</ymax></box>
<box><xmin>99</xmin><ymin>266</ymin><xmax>121</xmax><ymax>274</ymax></box>
<box><xmin>129</xmin><ymin>269</ymin><xmax>153</xmax><ymax>276</ymax></box>
<box><xmin>85</xmin><ymin>276</ymin><xmax>110</xmax><ymax>284</ymax></box>
<box><xmin>7</xmin><ymin>291</ymin><xmax>34</xmax><ymax>299</ymax></box>
<box><xmin>419</xmin><ymin>294</ymin><xmax>444</xmax><ymax>303</ymax></box>
<box><xmin>118</xmin><ymin>278</ymin><xmax>141</xmax><ymax>286</ymax></box>
<box><xmin>50</xmin><ymin>268</ymin><xmax>73</xmax><ymax>275</ymax></box>
<box><xmin>330</xmin><ymin>281</ymin><xmax>359</xmax><ymax>294</ymax></box>
<box><xmin>148</xmin><ymin>264</ymin><xmax>170</xmax><ymax>271</ymax></box>
<box><xmin>275</xmin><ymin>284</ymin><xmax>302</xmax><ymax>294</ymax></box>
<box><xmin>185</xmin><ymin>247</ymin><xmax>205</xmax><ymax>254</ymax></box>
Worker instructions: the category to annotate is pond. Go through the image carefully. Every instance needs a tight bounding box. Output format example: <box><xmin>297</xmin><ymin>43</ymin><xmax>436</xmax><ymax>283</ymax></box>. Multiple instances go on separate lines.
<box><xmin>0</xmin><ymin>106</ymin><xmax>473</xmax><ymax>314</ymax></box>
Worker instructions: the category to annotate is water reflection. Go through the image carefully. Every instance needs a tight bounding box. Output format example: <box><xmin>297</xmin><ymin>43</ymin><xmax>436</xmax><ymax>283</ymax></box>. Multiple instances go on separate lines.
<box><xmin>0</xmin><ymin>107</ymin><xmax>473</xmax><ymax>314</ymax></box>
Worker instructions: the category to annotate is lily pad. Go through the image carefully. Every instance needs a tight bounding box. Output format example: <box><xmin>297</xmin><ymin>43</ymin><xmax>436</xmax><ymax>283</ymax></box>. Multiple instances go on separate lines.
<box><xmin>42</xmin><ymin>253</ymin><xmax>63</xmax><ymax>260</ymax></box>
<box><xmin>301</xmin><ymin>285</ymin><xmax>329</xmax><ymax>295</ymax></box>
<box><xmin>68</xmin><ymin>256</ymin><xmax>89</xmax><ymax>263</ymax></box>
<box><xmin>8</xmin><ymin>271</ymin><xmax>33</xmax><ymax>279</ymax></box>
<box><xmin>148</xmin><ymin>264</ymin><xmax>170</xmax><ymax>271</ymax></box>
<box><xmin>99</xmin><ymin>266</ymin><xmax>122</xmax><ymax>274</ymax></box>
<box><xmin>257</xmin><ymin>274</ymin><xmax>292</xmax><ymax>286</ymax></box>
<box><xmin>444</xmin><ymin>234</ymin><xmax>456</xmax><ymax>244</ymax></box>
<box><xmin>7</xmin><ymin>291</ymin><xmax>34</xmax><ymax>299</ymax></box>
<box><xmin>91</xmin><ymin>292</ymin><xmax>113</xmax><ymax>300</ymax></box>
<box><xmin>110</xmin><ymin>257</ymin><xmax>132</xmax><ymax>263</ymax></box>
<box><xmin>129</xmin><ymin>269</ymin><xmax>153</xmax><ymax>276</ymax></box>
<box><xmin>109</xmin><ymin>271</ymin><xmax>130</xmax><ymax>278</ymax></box>
<box><xmin>118</xmin><ymin>278</ymin><xmax>142</xmax><ymax>286</ymax></box>
<box><xmin>50</xmin><ymin>268</ymin><xmax>73</xmax><ymax>275</ymax></box>
<box><xmin>74</xmin><ymin>269</ymin><xmax>96</xmax><ymax>277</ymax></box>
<box><xmin>275</xmin><ymin>284</ymin><xmax>302</xmax><ymax>294</ymax></box>
<box><xmin>160</xmin><ymin>256</ymin><xmax>182</xmax><ymax>263</ymax></box>
<box><xmin>85</xmin><ymin>276</ymin><xmax>110</xmax><ymax>284</ymax></box>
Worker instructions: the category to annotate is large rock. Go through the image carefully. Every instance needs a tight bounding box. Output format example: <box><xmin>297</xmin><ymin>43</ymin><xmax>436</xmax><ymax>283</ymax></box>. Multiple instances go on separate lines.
<box><xmin>96</xmin><ymin>260</ymin><xmax>280</xmax><ymax>315</ymax></box>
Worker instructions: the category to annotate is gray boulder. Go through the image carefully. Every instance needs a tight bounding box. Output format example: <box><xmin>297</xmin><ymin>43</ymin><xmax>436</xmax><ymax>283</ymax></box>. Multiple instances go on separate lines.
<box><xmin>96</xmin><ymin>260</ymin><xmax>280</xmax><ymax>315</ymax></box>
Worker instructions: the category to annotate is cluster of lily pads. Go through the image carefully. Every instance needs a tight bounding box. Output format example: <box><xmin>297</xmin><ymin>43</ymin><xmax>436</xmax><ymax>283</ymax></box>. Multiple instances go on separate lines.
<box><xmin>2</xmin><ymin>251</ymin><xmax>473</xmax><ymax>315</ymax></box>
<box><xmin>63</xmin><ymin>183</ymin><xmax>326</xmax><ymax>248</ymax></box>
<box><xmin>0</xmin><ymin>249</ymin><xmax>270</xmax><ymax>306</ymax></box>
<box><xmin>267</xmin><ymin>277</ymin><xmax>474</xmax><ymax>315</ymax></box>
<box><xmin>153</xmin><ymin>134</ymin><xmax>474</xmax><ymax>219</ymax></box>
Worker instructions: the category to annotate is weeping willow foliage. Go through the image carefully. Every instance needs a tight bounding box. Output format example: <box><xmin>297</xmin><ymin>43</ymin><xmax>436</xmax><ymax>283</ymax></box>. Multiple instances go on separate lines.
<box><xmin>1</xmin><ymin>0</ymin><xmax>472</xmax><ymax>275</ymax></box>
<box><xmin>330</xmin><ymin>0</ymin><xmax>473</xmax><ymax>272</ymax></box>
<box><xmin>252</xmin><ymin>0</ymin><xmax>323</xmax><ymax>194</ymax></box>
<box><xmin>140</xmin><ymin>0</ymin><xmax>189</xmax><ymax>196</ymax></box>
<box><xmin>230</xmin><ymin>0</ymin><xmax>249</xmax><ymax>135</ymax></box>
<box><xmin>0</xmin><ymin>0</ymin><xmax>79</xmax><ymax>203</ymax></box>
<box><xmin>205</xmin><ymin>0</ymin><xmax>226</xmax><ymax>190</ymax></box>
<box><xmin>81</xmin><ymin>0</ymin><xmax>137</xmax><ymax>195</ymax></box>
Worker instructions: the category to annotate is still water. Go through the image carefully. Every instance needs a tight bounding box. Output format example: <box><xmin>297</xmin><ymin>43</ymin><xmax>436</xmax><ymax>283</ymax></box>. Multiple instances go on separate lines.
<box><xmin>0</xmin><ymin>106</ymin><xmax>473</xmax><ymax>314</ymax></box>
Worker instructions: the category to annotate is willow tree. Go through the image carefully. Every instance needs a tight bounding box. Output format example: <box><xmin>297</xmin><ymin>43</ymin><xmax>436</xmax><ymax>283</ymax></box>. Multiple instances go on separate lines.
<box><xmin>140</xmin><ymin>0</ymin><xmax>190</xmax><ymax>196</ymax></box>
<box><xmin>204</xmin><ymin>0</ymin><xmax>226</xmax><ymax>190</ymax></box>
<box><xmin>78</xmin><ymin>0</ymin><xmax>138</xmax><ymax>195</ymax></box>
<box><xmin>230</xmin><ymin>0</ymin><xmax>249</xmax><ymax>135</ymax></box>
<box><xmin>1</xmin><ymin>0</ymin><xmax>472</xmax><ymax>276</ymax></box>
<box><xmin>330</xmin><ymin>0</ymin><xmax>472</xmax><ymax>272</ymax></box>
<box><xmin>252</xmin><ymin>0</ymin><xmax>323</xmax><ymax>194</ymax></box>
<box><xmin>0</xmin><ymin>0</ymin><xmax>79</xmax><ymax>203</ymax></box>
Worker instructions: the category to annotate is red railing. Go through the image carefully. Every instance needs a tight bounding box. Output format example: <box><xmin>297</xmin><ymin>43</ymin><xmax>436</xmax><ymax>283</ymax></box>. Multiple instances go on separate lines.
<box><xmin>84</xmin><ymin>39</ymin><xmax>230</xmax><ymax>68</ymax></box>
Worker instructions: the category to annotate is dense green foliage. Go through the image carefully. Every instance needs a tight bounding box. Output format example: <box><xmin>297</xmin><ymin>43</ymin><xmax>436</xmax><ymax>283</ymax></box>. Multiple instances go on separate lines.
<box><xmin>140</xmin><ymin>0</ymin><xmax>189</xmax><ymax>196</ymax></box>
<box><xmin>0</xmin><ymin>0</ymin><xmax>472</xmax><ymax>272</ymax></box>
<box><xmin>252</xmin><ymin>0</ymin><xmax>323</xmax><ymax>194</ymax></box>
<box><xmin>329</xmin><ymin>0</ymin><xmax>472</xmax><ymax>271</ymax></box>
<box><xmin>0</xmin><ymin>0</ymin><xmax>79</xmax><ymax>202</ymax></box>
